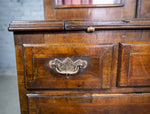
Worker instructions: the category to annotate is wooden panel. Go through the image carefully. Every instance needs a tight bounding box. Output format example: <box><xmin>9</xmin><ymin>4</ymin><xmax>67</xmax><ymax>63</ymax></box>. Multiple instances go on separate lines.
<box><xmin>18</xmin><ymin>83</ymin><xmax>28</xmax><ymax>114</ymax></box>
<box><xmin>14</xmin><ymin>34</ymin><xmax>24</xmax><ymax>83</ymax></box>
<box><xmin>44</xmin><ymin>30</ymin><xmax>143</xmax><ymax>44</ymax></box>
<box><xmin>14</xmin><ymin>35</ymin><xmax>25</xmax><ymax>113</ymax></box>
<box><xmin>27</xmin><ymin>93</ymin><xmax>150</xmax><ymax>114</ymax></box>
<box><xmin>22</xmin><ymin>33</ymin><xmax>44</xmax><ymax>44</ymax></box>
<box><xmin>15</xmin><ymin>46</ymin><xmax>24</xmax><ymax>83</ymax></box>
<box><xmin>44</xmin><ymin>0</ymin><xmax>136</xmax><ymax>21</ymax></box>
<box><xmin>23</xmin><ymin>44</ymin><xmax>113</xmax><ymax>89</ymax></box>
<box><xmin>118</xmin><ymin>42</ymin><xmax>150</xmax><ymax>87</ymax></box>
<box><xmin>142</xmin><ymin>30</ymin><xmax>150</xmax><ymax>41</ymax></box>
<box><xmin>137</xmin><ymin>0</ymin><xmax>150</xmax><ymax>18</ymax></box>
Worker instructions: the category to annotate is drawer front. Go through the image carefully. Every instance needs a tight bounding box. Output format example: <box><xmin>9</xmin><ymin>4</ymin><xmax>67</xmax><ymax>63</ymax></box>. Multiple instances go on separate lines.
<box><xmin>23</xmin><ymin>44</ymin><xmax>113</xmax><ymax>89</ymax></box>
<box><xmin>118</xmin><ymin>42</ymin><xmax>150</xmax><ymax>87</ymax></box>
<box><xmin>27</xmin><ymin>93</ymin><xmax>150</xmax><ymax>114</ymax></box>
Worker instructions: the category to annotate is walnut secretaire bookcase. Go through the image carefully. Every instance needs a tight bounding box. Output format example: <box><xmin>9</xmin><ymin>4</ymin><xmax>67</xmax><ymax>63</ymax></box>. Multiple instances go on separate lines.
<box><xmin>9</xmin><ymin>0</ymin><xmax>150</xmax><ymax>114</ymax></box>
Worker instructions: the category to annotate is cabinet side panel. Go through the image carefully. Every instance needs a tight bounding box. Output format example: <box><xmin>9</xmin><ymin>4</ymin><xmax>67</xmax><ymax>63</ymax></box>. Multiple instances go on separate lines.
<box><xmin>14</xmin><ymin>34</ymin><xmax>28</xmax><ymax>114</ymax></box>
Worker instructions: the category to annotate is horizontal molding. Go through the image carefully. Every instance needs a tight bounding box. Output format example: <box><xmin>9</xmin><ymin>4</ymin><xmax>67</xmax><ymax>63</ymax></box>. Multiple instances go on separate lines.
<box><xmin>8</xmin><ymin>20</ymin><xmax>64</xmax><ymax>31</ymax></box>
<box><xmin>55</xmin><ymin>3</ymin><xmax>124</xmax><ymax>9</ymax></box>
<box><xmin>27</xmin><ymin>93</ymin><xmax>150</xmax><ymax>97</ymax></box>
<box><xmin>65</xmin><ymin>19</ymin><xmax>150</xmax><ymax>30</ymax></box>
<box><xmin>8</xmin><ymin>19</ymin><xmax>150</xmax><ymax>31</ymax></box>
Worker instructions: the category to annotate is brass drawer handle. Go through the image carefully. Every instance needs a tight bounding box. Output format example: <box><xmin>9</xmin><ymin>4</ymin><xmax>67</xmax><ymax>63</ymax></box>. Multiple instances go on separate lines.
<box><xmin>49</xmin><ymin>57</ymin><xmax>87</xmax><ymax>75</ymax></box>
<box><xmin>87</xmin><ymin>26</ymin><xmax>95</xmax><ymax>32</ymax></box>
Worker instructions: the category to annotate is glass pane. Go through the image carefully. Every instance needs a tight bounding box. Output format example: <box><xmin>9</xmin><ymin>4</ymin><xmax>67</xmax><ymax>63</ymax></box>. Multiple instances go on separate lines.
<box><xmin>56</xmin><ymin>0</ymin><xmax>122</xmax><ymax>5</ymax></box>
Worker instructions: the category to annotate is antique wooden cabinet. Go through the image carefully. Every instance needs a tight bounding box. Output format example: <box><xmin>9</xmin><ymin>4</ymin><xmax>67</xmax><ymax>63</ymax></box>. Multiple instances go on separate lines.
<box><xmin>9</xmin><ymin>0</ymin><xmax>150</xmax><ymax>114</ymax></box>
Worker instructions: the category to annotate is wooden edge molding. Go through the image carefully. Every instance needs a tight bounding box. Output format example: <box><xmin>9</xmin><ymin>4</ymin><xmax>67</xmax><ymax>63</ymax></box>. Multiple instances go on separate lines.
<box><xmin>26</xmin><ymin>93</ymin><xmax>150</xmax><ymax>98</ymax></box>
<box><xmin>8</xmin><ymin>19</ymin><xmax>150</xmax><ymax>31</ymax></box>
<box><xmin>55</xmin><ymin>3</ymin><xmax>124</xmax><ymax>9</ymax></box>
<box><xmin>65</xmin><ymin>19</ymin><xmax>150</xmax><ymax>30</ymax></box>
<box><xmin>8</xmin><ymin>20</ymin><xmax>65</xmax><ymax>31</ymax></box>
<box><xmin>54</xmin><ymin>0</ymin><xmax>125</xmax><ymax>9</ymax></box>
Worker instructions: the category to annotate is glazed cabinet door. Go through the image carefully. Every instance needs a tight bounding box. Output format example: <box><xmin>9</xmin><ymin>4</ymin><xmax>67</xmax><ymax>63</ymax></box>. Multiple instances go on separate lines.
<box><xmin>23</xmin><ymin>44</ymin><xmax>113</xmax><ymax>89</ymax></box>
<box><xmin>44</xmin><ymin>0</ymin><xmax>136</xmax><ymax>21</ymax></box>
<box><xmin>137</xmin><ymin>0</ymin><xmax>150</xmax><ymax>18</ymax></box>
<box><xmin>118</xmin><ymin>42</ymin><xmax>150</xmax><ymax>87</ymax></box>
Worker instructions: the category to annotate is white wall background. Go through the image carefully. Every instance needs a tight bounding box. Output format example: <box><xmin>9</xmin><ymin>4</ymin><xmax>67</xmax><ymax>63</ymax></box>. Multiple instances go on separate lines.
<box><xmin>0</xmin><ymin>0</ymin><xmax>44</xmax><ymax>71</ymax></box>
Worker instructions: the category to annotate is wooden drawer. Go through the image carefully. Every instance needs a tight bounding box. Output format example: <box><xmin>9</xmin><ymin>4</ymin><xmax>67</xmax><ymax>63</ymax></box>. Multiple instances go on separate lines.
<box><xmin>118</xmin><ymin>42</ymin><xmax>150</xmax><ymax>87</ymax></box>
<box><xmin>23</xmin><ymin>44</ymin><xmax>113</xmax><ymax>89</ymax></box>
<box><xmin>27</xmin><ymin>93</ymin><xmax>150</xmax><ymax>114</ymax></box>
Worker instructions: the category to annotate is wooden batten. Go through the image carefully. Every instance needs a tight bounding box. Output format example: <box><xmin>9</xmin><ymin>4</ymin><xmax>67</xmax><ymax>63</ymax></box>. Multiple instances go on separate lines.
<box><xmin>8</xmin><ymin>20</ymin><xmax>64</xmax><ymax>31</ymax></box>
<box><xmin>65</xmin><ymin>20</ymin><xmax>150</xmax><ymax>30</ymax></box>
<box><xmin>9</xmin><ymin>20</ymin><xmax>150</xmax><ymax>32</ymax></box>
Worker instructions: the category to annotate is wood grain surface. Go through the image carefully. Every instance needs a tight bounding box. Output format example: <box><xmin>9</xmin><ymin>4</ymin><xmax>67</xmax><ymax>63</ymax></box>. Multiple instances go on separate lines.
<box><xmin>27</xmin><ymin>93</ymin><xmax>150</xmax><ymax>114</ymax></box>
<box><xmin>9</xmin><ymin>0</ymin><xmax>150</xmax><ymax>113</ymax></box>
<box><xmin>119</xmin><ymin>42</ymin><xmax>150</xmax><ymax>87</ymax></box>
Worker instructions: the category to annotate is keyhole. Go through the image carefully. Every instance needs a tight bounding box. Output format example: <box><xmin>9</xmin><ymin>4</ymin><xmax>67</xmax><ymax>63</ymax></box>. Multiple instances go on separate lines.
<box><xmin>66</xmin><ymin>74</ymin><xmax>70</xmax><ymax>79</ymax></box>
